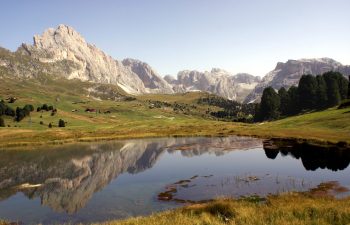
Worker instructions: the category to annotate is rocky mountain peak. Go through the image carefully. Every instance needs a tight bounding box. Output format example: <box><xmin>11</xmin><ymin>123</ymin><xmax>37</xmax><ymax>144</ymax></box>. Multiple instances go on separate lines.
<box><xmin>14</xmin><ymin>24</ymin><xmax>174</xmax><ymax>95</ymax></box>
<box><xmin>163</xmin><ymin>75</ymin><xmax>177</xmax><ymax>85</ymax></box>
<box><xmin>32</xmin><ymin>24</ymin><xmax>85</xmax><ymax>49</ymax></box>
<box><xmin>232</xmin><ymin>73</ymin><xmax>261</xmax><ymax>84</ymax></box>
<box><xmin>122</xmin><ymin>58</ymin><xmax>173</xmax><ymax>93</ymax></box>
<box><xmin>210</xmin><ymin>68</ymin><xmax>230</xmax><ymax>75</ymax></box>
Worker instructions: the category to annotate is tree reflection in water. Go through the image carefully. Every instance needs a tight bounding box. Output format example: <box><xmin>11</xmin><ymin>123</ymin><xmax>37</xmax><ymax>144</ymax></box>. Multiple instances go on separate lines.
<box><xmin>263</xmin><ymin>140</ymin><xmax>350</xmax><ymax>171</ymax></box>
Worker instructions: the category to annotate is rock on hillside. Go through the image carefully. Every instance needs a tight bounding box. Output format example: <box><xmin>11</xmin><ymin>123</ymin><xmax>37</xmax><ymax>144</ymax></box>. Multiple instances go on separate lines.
<box><xmin>244</xmin><ymin>58</ymin><xmax>350</xmax><ymax>103</ymax></box>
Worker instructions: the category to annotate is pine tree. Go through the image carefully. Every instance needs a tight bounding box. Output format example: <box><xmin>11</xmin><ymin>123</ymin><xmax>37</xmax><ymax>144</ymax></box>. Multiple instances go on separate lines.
<box><xmin>335</xmin><ymin>73</ymin><xmax>349</xmax><ymax>100</ymax></box>
<box><xmin>323</xmin><ymin>72</ymin><xmax>342</xmax><ymax>106</ymax></box>
<box><xmin>327</xmin><ymin>77</ymin><xmax>341</xmax><ymax>106</ymax></box>
<box><xmin>316</xmin><ymin>75</ymin><xmax>328</xmax><ymax>109</ymax></box>
<box><xmin>298</xmin><ymin>74</ymin><xmax>318</xmax><ymax>110</ymax></box>
<box><xmin>278</xmin><ymin>87</ymin><xmax>289</xmax><ymax>116</ymax></box>
<box><xmin>259</xmin><ymin>87</ymin><xmax>280</xmax><ymax>121</ymax></box>
<box><xmin>286</xmin><ymin>86</ymin><xmax>299</xmax><ymax>115</ymax></box>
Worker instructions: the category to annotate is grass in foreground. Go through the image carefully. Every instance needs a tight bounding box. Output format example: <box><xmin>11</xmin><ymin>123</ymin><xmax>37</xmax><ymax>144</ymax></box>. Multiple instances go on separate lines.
<box><xmin>97</xmin><ymin>193</ymin><xmax>350</xmax><ymax>225</ymax></box>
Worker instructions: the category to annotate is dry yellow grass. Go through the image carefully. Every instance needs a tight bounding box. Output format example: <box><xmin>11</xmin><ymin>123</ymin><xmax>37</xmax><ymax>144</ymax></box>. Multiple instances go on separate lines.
<box><xmin>96</xmin><ymin>193</ymin><xmax>350</xmax><ymax>225</ymax></box>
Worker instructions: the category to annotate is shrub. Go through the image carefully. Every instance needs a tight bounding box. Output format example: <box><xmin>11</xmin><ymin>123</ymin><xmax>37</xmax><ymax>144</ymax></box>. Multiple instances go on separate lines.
<box><xmin>23</xmin><ymin>104</ymin><xmax>34</xmax><ymax>112</ymax></box>
<box><xmin>5</xmin><ymin>106</ymin><xmax>15</xmax><ymax>117</ymax></box>
<box><xmin>0</xmin><ymin>117</ymin><xmax>5</xmax><ymax>127</ymax></box>
<box><xmin>42</xmin><ymin>104</ymin><xmax>49</xmax><ymax>111</ymax></box>
<box><xmin>15</xmin><ymin>107</ymin><xmax>26</xmax><ymax>122</ymax></box>
<box><xmin>58</xmin><ymin>119</ymin><xmax>65</xmax><ymax>127</ymax></box>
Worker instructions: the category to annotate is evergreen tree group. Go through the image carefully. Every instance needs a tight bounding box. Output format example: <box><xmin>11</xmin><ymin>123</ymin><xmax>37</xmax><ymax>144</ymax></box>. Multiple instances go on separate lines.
<box><xmin>15</xmin><ymin>104</ymin><xmax>34</xmax><ymax>122</ymax></box>
<box><xmin>256</xmin><ymin>71</ymin><xmax>349</xmax><ymax>121</ymax></box>
<box><xmin>37</xmin><ymin>104</ymin><xmax>54</xmax><ymax>112</ymax></box>
<box><xmin>0</xmin><ymin>100</ymin><xmax>15</xmax><ymax>117</ymax></box>
<box><xmin>0</xmin><ymin>100</ymin><xmax>34</xmax><ymax>122</ymax></box>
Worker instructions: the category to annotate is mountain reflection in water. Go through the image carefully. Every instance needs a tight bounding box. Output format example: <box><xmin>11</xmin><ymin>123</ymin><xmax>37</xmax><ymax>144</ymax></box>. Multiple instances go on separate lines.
<box><xmin>0</xmin><ymin>136</ymin><xmax>261</xmax><ymax>214</ymax></box>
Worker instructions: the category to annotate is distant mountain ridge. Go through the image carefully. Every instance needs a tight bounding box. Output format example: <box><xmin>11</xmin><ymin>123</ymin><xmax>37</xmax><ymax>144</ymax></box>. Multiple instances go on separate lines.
<box><xmin>1</xmin><ymin>24</ymin><xmax>349</xmax><ymax>102</ymax></box>
<box><xmin>1</xmin><ymin>24</ymin><xmax>260</xmax><ymax>101</ymax></box>
<box><xmin>164</xmin><ymin>69</ymin><xmax>260</xmax><ymax>101</ymax></box>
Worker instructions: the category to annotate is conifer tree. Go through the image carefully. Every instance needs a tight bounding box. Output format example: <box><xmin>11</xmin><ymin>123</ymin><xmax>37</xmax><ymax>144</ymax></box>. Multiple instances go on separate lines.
<box><xmin>278</xmin><ymin>87</ymin><xmax>289</xmax><ymax>116</ymax></box>
<box><xmin>298</xmin><ymin>74</ymin><xmax>318</xmax><ymax>110</ymax></box>
<box><xmin>326</xmin><ymin>77</ymin><xmax>341</xmax><ymax>106</ymax></box>
<box><xmin>316</xmin><ymin>75</ymin><xmax>328</xmax><ymax>109</ymax></box>
<box><xmin>286</xmin><ymin>86</ymin><xmax>299</xmax><ymax>115</ymax></box>
<box><xmin>323</xmin><ymin>72</ymin><xmax>342</xmax><ymax>106</ymax></box>
<box><xmin>259</xmin><ymin>87</ymin><xmax>280</xmax><ymax>121</ymax></box>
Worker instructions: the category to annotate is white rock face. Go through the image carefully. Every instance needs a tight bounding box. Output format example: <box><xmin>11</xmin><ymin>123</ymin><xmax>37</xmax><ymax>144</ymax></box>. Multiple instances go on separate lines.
<box><xmin>166</xmin><ymin>68</ymin><xmax>260</xmax><ymax>101</ymax></box>
<box><xmin>244</xmin><ymin>58</ymin><xmax>350</xmax><ymax>103</ymax></box>
<box><xmin>17</xmin><ymin>25</ymin><xmax>171</xmax><ymax>95</ymax></box>
<box><xmin>122</xmin><ymin>58</ymin><xmax>173</xmax><ymax>94</ymax></box>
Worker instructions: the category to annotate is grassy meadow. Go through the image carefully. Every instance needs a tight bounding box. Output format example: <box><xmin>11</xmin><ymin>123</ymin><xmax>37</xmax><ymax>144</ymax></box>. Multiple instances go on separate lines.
<box><xmin>0</xmin><ymin>75</ymin><xmax>350</xmax><ymax>148</ymax></box>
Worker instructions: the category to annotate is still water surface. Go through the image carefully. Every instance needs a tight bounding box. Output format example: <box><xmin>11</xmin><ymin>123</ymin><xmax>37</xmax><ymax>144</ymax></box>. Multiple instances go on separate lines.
<box><xmin>0</xmin><ymin>136</ymin><xmax>349</xmax><ymax>224</ymax></box>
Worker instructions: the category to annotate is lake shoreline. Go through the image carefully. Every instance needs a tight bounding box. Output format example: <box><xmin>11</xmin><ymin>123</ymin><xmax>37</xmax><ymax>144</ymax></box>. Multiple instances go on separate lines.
<box><xmin>1</xmin><ymin>107</ymin><xmax>349</xmax><ymax>150</ymax></box>
<box><xmin>0</xmin><ymin>129</ymin><xmax>349</xmax><ymax>150</ymax></box>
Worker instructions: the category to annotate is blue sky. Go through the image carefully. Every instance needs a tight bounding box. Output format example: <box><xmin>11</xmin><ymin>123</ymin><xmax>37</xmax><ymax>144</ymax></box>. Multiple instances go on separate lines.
<box><xmin>1</xmin><ymin>0</ymin><xmax>349</xmax><ymax>76</ymax></box>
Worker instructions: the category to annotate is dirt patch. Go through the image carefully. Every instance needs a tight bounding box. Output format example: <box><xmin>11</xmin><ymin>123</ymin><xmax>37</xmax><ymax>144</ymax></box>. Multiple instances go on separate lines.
<box><xmin>307</xmin><ymin>181</ymin><xmax>349</xmax><ymax>197</ymax></box>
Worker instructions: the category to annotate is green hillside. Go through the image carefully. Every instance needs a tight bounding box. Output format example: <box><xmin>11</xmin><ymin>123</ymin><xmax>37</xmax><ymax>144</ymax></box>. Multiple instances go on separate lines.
<box><xmin>0</xmin><ymin>73</ymin><xmax>349</xmax><ymax>148</ymax></box>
